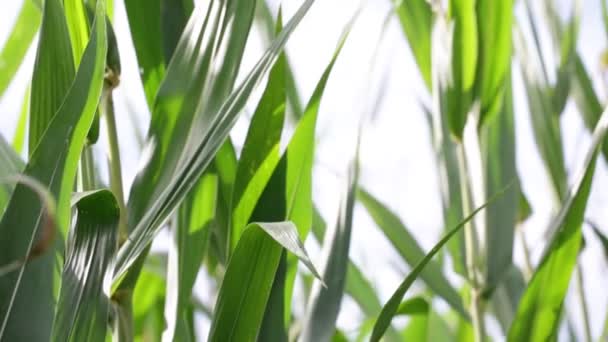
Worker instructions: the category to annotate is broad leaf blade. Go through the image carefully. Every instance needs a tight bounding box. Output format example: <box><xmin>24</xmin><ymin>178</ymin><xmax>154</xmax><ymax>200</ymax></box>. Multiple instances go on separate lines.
<box><xmin>51</xmin><ymin>190</ymin><xmax>118</xmax><ymax>342</ymax></box>
<box><xmin>29</xmin><ymin>0</ymin><xmax>75</xmax><ymax>154</ymax></box>
<box><xmin>0</xmin><ymin>1</ymin><xmax>107</xmax><ymax>340</ymax></box>
<box><xmin>358</xmin><ymin>188</ymin><xmax>467</xmax><ymax>318</ymax></box>
<box><xmin>507</xmin><ymin>109</ymin><xmax>608</xmax><ymax>342</ymax></box>
<box><xmin>230</xmin><ymin>12</ymin><xmax>286</xmax><ymax>250</ymax></box>
<box><xmin>207</xmin><ymin>221</ymin><xmax>321</xmax><ymax>342</ymax></box>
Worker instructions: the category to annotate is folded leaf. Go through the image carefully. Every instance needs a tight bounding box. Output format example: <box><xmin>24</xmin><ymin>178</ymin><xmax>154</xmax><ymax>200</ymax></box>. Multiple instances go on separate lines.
<box><xmin>207</xmin><ymin>221</ymin><xmax>321</xmax><ymax>341</ymax></box>
<box><xmin>51</xmin><ymin>190</ymin><xmax>119</xmax><ymax>342</ymax></box>
<box><xmin>0</xmin><ymin>1</ymin><xmax>107</xmax><ymax>339</ymax></box>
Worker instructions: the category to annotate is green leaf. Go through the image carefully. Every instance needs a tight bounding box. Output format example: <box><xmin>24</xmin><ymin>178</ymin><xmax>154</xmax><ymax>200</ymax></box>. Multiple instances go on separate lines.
<box><xmin>300</xmin><ymin>157</ymin><xmax>359</xmax><ymax>342</ymax></box>
<box><xmin>480</xmin><ymin>73</ymin><xmax>519</xmax><ymax>290</ymax></box>
<box><xmin>515</xmin><ymin>8</ymin><xmax>567</xmax><ymax>201</ymax></box>
<box><xmin>507</xmin><ymin>108</ymin><xmax>608</xmax><ymax>342</ymax></box>
<box><xmin>126</xmin><ymin>0</ymin><xmax>256</xmax><ymax>237</ymax></box>
<box><xmin>230</xmin><ymin>11</ymin><xmax>287</xmax><ymax>250</ymax></box>
<box><xmin>12</xmin><ymin>87</ymin><xmax>30</xmax><ymax>154</ymax></box>
<box><xmin>475</xmin><ymin>0</ymin><xmax>512</xmax><ymax>124</ymax></box>
<box><xmin>28</xmin><ymin>0</ymin><xmax>75</xmax><ymax>154</ymax></box>
<box><xmin>113</xmin><ymin>0</ymin><xmax>318</xmax><ymax>282</ymax></box>
<box><xmin>255</xmin><ymin>1</ymin><xmax>303</xmax><ymax>117</ymax></box>
<box><xmin>160</xmin><ymin>0</ymin><xmax>194</xmax><ymax>64</ymax></box>
<box><xmin>65</xmin><ymin>0</ymin><xmax>91</xmax><ymax>65</ymax></box>
<box><xmin>0</xmin><ymin>1</ymin><xmax>107</xmax><ymax>339</ymax></box>
<box><xmin>446</xmin><ymin>0</ymin><xmax>478</xmax><ymax>138</ymax></box>
<box><xmin>273</xmin><ymin>25</ymin><xmax>350</xmax><ymax>326</ymax></box>
<box><xmin>396</xmin><ymin>296</ymin><xmax>430</xmax><ymax>316</ymax></box>
<box><xmin>0</xmin><ymin>0</ymin><xmax>41</xmax><ymax>99</ymax></box>
<box><xmin>358</xmin><ymin>188</ymin><xmax>467</xmax><ymax>318</ymax></box>
<box><xmin>430</xmin><ymin>17</ymin><xmax>467</xmax><ymax>275</ymax></box>
<box><xmin>133</xmin><ymin>268</ymin><xmax>166</xmax><ymax>341</ymax></box>
<box><xmin>490</xmin><ymin>265</ymin><xmax>526</xmax><ymax>334</ymax></box>
<box><xmin>0</xmin><ymin>135</ymin><xmax>24</xmax><ymax>214</ymax></box>
<box><xmin>572</xmin><ymin>55</ymin><xmax>608</xmax><ymax>159</ymax></box>
<box><xmin>393</xmin><ymin>0</ymin><xmax>432</xmax><ymax>89</ymax></box>
<box><xmin>123</xmin><ymin>0</ymin><xmax>165</xmax><ymax>107</ymax></box>
<box><xmin>163</xmin><ymin>173</ymin><xmax>217</xmax><ymax>341</ymax></box>
<box><xmin>207</xmin><ymin>221</ymin><xmax>321</xmax><ymax>341</ymax></box>
<box><xmin>370</xmin><ymin>187</ymin><xmax>508</xmax><ymax>341</ymax></box>
<box><xmin>51</xmin><ymin>190</ymin><xmax>118</xmax><ymax>342</ymax></box>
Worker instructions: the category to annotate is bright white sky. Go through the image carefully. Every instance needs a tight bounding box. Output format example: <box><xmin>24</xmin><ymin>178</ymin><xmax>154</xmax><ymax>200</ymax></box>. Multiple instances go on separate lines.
<box><xmin>1</xmin><ymin>0</ymin><xmax>607</xmax><ymax>340</ymax></box>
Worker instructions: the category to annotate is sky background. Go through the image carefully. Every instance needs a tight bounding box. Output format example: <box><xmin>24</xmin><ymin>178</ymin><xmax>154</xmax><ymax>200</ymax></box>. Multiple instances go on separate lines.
<box><xmin>1</xmin><ymin>0</ymin><xmax>607</xmax><ymax>340</ymax></box>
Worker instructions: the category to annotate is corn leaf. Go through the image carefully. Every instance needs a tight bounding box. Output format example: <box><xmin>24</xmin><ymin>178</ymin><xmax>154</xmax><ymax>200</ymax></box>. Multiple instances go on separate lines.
<box><xmin>572</xmin><ymin>55</ymin><xmax>608</xmax><ymax>158</ymax></box>
<box><xmin>162</xmin><ymin>173</ymin><xmax>217</xmax><ymax>341</ymax></box>
<box><xmin>114</xmin><ymin>0</ymin><xmax>317</xmax><ymax>284</ymax></box>
<box><xmin>0</xmin><ymin>135</ymin><xmax>24</xmax><ymax>214</ymax></box>
<box><xmin>507</xmin><ymin>109</ymin><xmax>608</xmax><ymax>341</ymax></box>
<box><xmin>65</xmin><ymin>0</ymin><xmax>90</xmax><ymax>65</ymax></box>
<box><xmin>255</xmin><ymin>1</ymin><xmax>303</xmax><ymax>117</ymax></box>
<box><xmin>12</xmin><ymin>87</ymin><xmax>30</xmax><ymax>154</ymax></box>
<box><xmin>480</xmin><ymin>73</ymin><xmax>519</xmax><ymax>290</ymax></box>
<box><xmin>51</xmin><ymin>190</ymin><xmax>118</xmax><ymax>342</ymax></box>
<box><xmin>126</xmin><ymin>0</ymin><xmax>256</xmax><ymax>234</ymax></box>
<box><xmin>230</xmin><ymin>11</ymin><xmax>286</xmax><ymax>250</ymax></box>
<box><xmin>300</xmin><ymin>157</ymin><xmax>359</xmax><ymax>342</ymax></box>
<box><xmin>491</xmin><ymin>265</ymin><xmax>526</xmax><ymax>334</ymax></box>
<box><xmin>475</xmin><ymin>0</ymin><xmax>512</xmax><ymax>124</ymax></box>
<box><xmin>123</xmin><ymin>0</ymin><xmax>165</xmax><ymax>107</ymax></box>
<box><xmin>370</xmin><ymin>188</ymin><xmax>506</xmax><ymax>341</ymax></box>
<box><xmin>160</xmin><ymin>0</ymin><xmax>194</xmax><ymax>64</ymax></box>
<box><xmin>0</xmin><ymin>0</ymin><xmax>41</xmax><ymax>100</ymax></box>
<box><xmin>358</xmin><ymin>188</ymin><xmax>467</xmax><ymax>318</ymax></box>
<box><xmin>393</xmin><ymin>0</ymin><xmax>433</xmax><ymax>89</ymax></box>
<box><xmin>446</xmin><ymin>0</ymin><xmax>478</xmax><ymax>139</ymax></box>
<box><xmin>28</xmin><ymin>0</ymin><xmax>75</xmax><ymax>154</ymax></box>
<box><xmin>515</xmin><ymin>10</ymin><xmax>567</xmax><ymax>201</ymax></box>
<box><xmin>207</xmin><ymin>221</ymin><xmax>321</xmax><ymax>341</ymax></box>
<box><xmin>430</xmin><ymin>17</ymin><xmax>467</xmax><ymax>275</ymax></box>
<box><xmin>0</xmin><ymin>2</ymin><xmax>106</xmax><ymax>340</ymax></box>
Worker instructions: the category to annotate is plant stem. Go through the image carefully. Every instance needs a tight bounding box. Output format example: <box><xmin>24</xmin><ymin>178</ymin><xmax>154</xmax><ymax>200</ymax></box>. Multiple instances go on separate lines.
<box><xmin>575</xmin><ymin>264</ymin><xmax>592</xmax><ymax>342</ymax></box>
<box><xmin>456</xmin><ymin>144</ymin><xmax>486</xmax><ymax>342</ymax></box>
<box><xmin>80</xmin><ymin>145</ymin><xmax>96</xmax><ymax>190</ymax></box>
<box><xmin>103</xmin><ymin>92</ymin><xmax>128</xmax><ymax>244</ymax></box>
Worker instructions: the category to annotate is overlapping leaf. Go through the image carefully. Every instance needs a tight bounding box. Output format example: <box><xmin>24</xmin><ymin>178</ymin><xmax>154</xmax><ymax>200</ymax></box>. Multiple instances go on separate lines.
<box><xmin>207</xmin><ymin>222</ymin><xmax>321</xmax><ymax>341</ymax></box>
<box><xmin>0</xmin><ymin>1</ymin><xmax>107</xmax><ymax>340</ymax></box>
<box><xmin>163</xmin><ymin>173</ymin><xmax>217</xmax><ymax>341</ymax></box>
<box><xmin>508</xmin><ymin>108</ymin><xmax>608</xmax><ymax>342</ymax></box>
<box><xmin>51</xmin><ymin>190</ymin><xmax>118</xmax><ymax>342</ymax></box>
<box><xmin>114</xmin><ymin>0</ymin><xmax>317</xmax><ymax>283</ymax></box>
